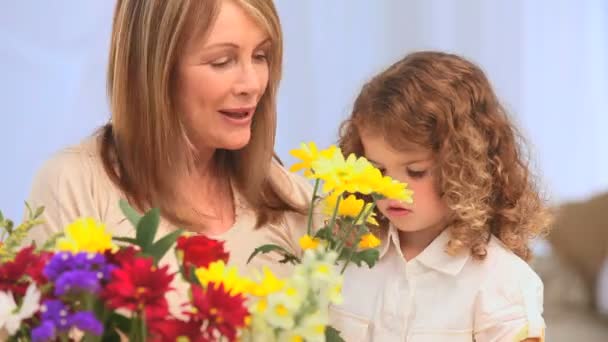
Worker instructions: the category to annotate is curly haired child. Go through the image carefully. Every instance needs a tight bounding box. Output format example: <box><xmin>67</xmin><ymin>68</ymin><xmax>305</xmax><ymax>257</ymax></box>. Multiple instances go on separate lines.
<box><xmin>330</xmin><ymin>51</ymin><xmax>551</xmax><ymax>342</ymax></box>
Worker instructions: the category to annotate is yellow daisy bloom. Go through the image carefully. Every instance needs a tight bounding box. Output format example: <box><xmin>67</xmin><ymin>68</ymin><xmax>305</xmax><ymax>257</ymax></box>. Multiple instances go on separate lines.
<box><xmin>322</xmin><ymin>193</ymin><xmax>378</xmax><ymax>226</ymax></box>
<box><xmin>194</xmin><ymin>261</ymin><xmax>253</xmax><ymax>296</ymax></box>
<box><xmin>249</xmin><ymin>267</ymin><xmax>285</xmax><ymax>297</ymax></box>
<box><xmin>290</xmin><ymin>143</ymin><xmax>339</xmax><ymax>177</ymax></box>
<box><xmin>299</xmin><ymin>235</ymin><xmax>321</xmax><ymax>250</ymax></box>
<box><xmin>358</xmin><ymin>233</ymin><xmax>381</xmax><ymax>249</ymax></box>
<box><xmin>56</xmin><ymin>218</ymin><xmax>115</xmax><ymax>253</ymax></box>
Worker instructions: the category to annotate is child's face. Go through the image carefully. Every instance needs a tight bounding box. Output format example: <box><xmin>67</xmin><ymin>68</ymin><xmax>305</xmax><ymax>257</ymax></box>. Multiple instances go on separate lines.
<box><xmin>360</xmin><ymin>131</ymin><xmax>449</xmax><ymax>234</ymax></box>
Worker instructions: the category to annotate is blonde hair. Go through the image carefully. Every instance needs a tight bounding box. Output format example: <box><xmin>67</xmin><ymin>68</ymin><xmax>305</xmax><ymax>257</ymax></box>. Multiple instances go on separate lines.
<box><xmin>340</xmin><ymin>51</ymin><xmax>551</xmax><ymax>261</ymax></box>
<box><xmin>102</xmin><ymin>0</ymin><xmax>303</xmax><ymax>227</ymax></box>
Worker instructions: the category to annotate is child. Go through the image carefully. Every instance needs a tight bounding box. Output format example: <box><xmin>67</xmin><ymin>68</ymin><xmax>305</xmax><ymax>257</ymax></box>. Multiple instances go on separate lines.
<box><xmin>331</xmin><ymin>51</ymin><xmax>551</xmax><ymax>341</ymax></box>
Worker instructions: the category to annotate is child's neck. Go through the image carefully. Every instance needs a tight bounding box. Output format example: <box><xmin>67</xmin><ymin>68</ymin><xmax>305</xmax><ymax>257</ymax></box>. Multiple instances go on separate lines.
<box><xmin>398</xmin><ymin>224</ymin><xmax>446</xmax><ymax>261</ymax></box>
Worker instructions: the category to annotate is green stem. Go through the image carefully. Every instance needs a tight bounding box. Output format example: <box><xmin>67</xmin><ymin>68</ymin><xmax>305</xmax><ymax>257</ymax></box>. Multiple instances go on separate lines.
<box><xmin>336</xmin><ymin>202</ymin><xmax>376</xmax><ymax>255</ymax></box>
<box><xmin>327</xmin><ymin>195</ymin><xmax>342</xmax><ymax>240</ymax></box>
<box><xmin>339</xmin><ymin>202</ymin><xmax>377</xmax><ymax>274</ymax></box>
<box><xmin>307</xmin><ymin>179</ymin><xmax>321</xmax><ymax>236</ymax></box>
<box><xmin>335</xmin><ymin>205</ymin><xmax>367</xmax><ymax>254</ymax></box>
<box><xmin>140</xmin><ymin>311</ymin><xmax>147</xmax><ymax>342</ymax></box>
<box><xmin>340</xmin><ymin>229</ymin><xmax>365</xmax><ymax>274</ymax></box>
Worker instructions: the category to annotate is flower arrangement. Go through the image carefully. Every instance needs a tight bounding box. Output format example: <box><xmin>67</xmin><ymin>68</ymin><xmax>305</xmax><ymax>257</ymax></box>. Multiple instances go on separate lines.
<box><xmin>0</xmin><ymin>202</ymin><xmax>343</xmax><ymax>342</ymax></box>
<box><xmin>249</xmin><ymin>142</ymin><xmax>413</xmax><ymax>273</ymax></box>
<box><xmin>0</xmin><ymin>142</ymin><xmax>412</xmax><ymax>342</ymax></box>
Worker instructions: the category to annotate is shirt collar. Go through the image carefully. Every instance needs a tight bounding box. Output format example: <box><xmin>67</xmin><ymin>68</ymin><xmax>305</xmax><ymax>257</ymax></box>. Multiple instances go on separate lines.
<box><xmin>379</xmin><ymin>225</ymin><xmax>470</xmax><ymax>276</ymax></box>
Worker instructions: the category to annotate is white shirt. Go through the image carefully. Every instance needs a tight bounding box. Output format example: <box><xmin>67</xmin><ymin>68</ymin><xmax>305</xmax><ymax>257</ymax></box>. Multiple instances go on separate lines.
<box><xmin>330</xmin><ymin>227</ymin><xmax>545</xmax><ymax>342</ymax></box>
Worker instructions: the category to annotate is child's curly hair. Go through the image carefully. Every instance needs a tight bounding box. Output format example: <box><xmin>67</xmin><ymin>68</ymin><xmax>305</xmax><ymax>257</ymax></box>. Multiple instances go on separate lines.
<box><xmin>340</xmin><ymin>51</ymin><xmax>551</xmax><ymax>261</ymax></box>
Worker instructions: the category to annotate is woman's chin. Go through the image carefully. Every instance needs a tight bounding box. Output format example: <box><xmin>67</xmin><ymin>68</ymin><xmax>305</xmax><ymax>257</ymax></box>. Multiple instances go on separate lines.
<box><xmin>219</xmin><ymin>134</ymin><xmax>251</xmax><ymax>151</ymax></box>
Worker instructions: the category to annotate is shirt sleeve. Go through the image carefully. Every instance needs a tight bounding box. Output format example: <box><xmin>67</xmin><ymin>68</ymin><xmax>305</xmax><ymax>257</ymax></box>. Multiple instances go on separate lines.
<box><xmin>473</xmin><ymin>261</ymin><xmax>546</xmax><ymax>342</ymax></box>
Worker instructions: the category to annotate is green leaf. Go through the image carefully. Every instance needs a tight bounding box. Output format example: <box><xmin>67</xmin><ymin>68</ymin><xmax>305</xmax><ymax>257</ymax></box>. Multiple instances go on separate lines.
<box><xmin>24</xmin><ymin>202</ymin><xmax>33</xmax><ymax>218</ymax></box>
<box><xmin>33</xmin><ymin>206</ymin><xmax>45</xmax><ymax>219</ymax></box>
<box><xmin>107</xmin><ymin>312</ymin><xmax>132</xmax><ymax>336</ymax></box>
<box><xmin>278</xmin><ymin>253</ymin><xmax>301</xmax><ymax>265</ymax></box>
<box><xmin>247</xmin><ymin>244</ymin><xmax>300</xmax><ymax>265</ymax></box>
<box><xmin>40</xmin><ymin>232</ymin><xmax>63</xmax><ymax>252</ymax></box>
<box><xmin>325</xmin><ymin>325</ymin><xmax>346</xmax><ymax>342</ymax></box>
<box><xmin>136</xmin><ymin>208</ymin><xmax>160</xmax><ymax>250</ymax></box>
<box><xmin>314</xmin><ymin>226</ymin><xmax>333</xmax><ymax>240</ymax></box>
<box><xmin>147</xmin><ymin>229</ymin><xmax>183</xmax><ymax>264</ymax></box>
<box><xmin>349</xmin><ymin>249</ymin><xmax>380</xmax><ymax>268</ymax></box>
<box><xmin>112</xmin><ymin>236</ymin><xmax>138</xmax><ymax>245</ymax></box>
<box><xmin>98</xmin><ymin>330</ymin><xmax>120</xmax><ymax>342</ymax></box>
<box><xmin>119</xmin><ymin>199</ymin><xmax>142</xmax><ymax>228</ymax></box>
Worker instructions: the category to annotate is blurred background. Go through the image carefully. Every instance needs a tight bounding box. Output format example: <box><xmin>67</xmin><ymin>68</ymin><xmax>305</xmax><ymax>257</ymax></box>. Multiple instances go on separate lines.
<box><xmin>1</xmin><ymin>1</ymin><xmax>607</xmax><ymax>340</ymax></box>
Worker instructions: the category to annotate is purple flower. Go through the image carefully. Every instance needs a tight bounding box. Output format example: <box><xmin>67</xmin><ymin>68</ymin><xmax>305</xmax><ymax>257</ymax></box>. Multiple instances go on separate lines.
<box><xmin>69</xmin><ymin>311</ymin><xmax>103</xmax><ymax>335</ymax></box>
<box><xmin>54</xmin><ymin>270</ymin><xmax>100</xmax><ymax>296</ymax></box>
<box><xmin>34</xmin><ymin>300</ymin><xmax>103</xmax><ymax>340</ymax></box>
<box><xmin>44</xmin><ymin>252</ymin><xmax>73</xmax><ymax>280</ymax></box>
<box><xmin>40</xmin><ymin>299</ymin><xmax>71</xmax><ymax>331</ymax></box>
<box><xmin>44</xmin><ymin>252</ymin><xmax>114</xmax><ymax>296</ymax></box>
<box><xmin>31</xmin><ymin>321</ymin><xmax>56</xmax><ymax>342</ymax></box>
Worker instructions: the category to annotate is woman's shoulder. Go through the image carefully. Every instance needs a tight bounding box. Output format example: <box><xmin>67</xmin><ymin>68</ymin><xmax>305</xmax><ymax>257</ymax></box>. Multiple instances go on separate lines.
<box><xmin>269</xmin><ymin>158</ymin><xmax>313</xmax><ymax>208</ymax></box>
<box><xmin>32</xmin><ymin>134</ymin><xmax>106</xmax><ymax>188</ymax></box>
<box><xmin>26</xmin><ymin>133</ymin><xmax>122</xmax><ymax>243</ymax></box>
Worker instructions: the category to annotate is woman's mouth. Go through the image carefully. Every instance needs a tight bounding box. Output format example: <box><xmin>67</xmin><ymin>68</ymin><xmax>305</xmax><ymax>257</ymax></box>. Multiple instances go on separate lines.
<box><xmin>219</xmin><ymin>107</ymin><xmax>254</xmax><ymax>124</ymax></box>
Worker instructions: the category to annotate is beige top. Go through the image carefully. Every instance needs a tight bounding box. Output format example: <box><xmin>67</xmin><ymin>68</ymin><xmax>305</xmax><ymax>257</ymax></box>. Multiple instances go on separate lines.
<box><xmin>26</xmin><ymin>135</ymin><xmax>313</xmax><ymax>317</ymax></box>
<box><xmin>330</xmin><ymin>226</ymin><xmax>545</xmax><ymax>342</ymax></box>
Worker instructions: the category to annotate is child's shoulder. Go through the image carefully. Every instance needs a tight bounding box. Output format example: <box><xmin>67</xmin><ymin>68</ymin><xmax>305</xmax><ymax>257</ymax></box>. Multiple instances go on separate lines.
<box><xmin>472</xmin><ymin>235</ymin><xmax>543</xmax><ymax>296</ymax></box>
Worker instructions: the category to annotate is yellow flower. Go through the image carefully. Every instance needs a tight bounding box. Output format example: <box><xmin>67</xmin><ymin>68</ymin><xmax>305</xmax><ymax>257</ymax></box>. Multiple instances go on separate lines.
<box><xmin>56</xmin><ymin>218</ymin><xmax>115</xmax><ymax>253</ymax></box>
<box><xmin>194</xmin><ymin>261</ymin><xmax>253</xmax><ymax>296</ymax></box>
<box><xmin>373</xmin><ymin>174</ymin><xmax>414</xmax><ymax>203</ymax></box>
<box><xmin>299</xmin><ymin>235</ymin><xmax>321</xmax><ymax>250</ymax></box>
<box><xmin>322</xmin><ymin>193</ymin><xmax>378</xmax><ymax>225</ymax></box>
<box><xmin>290</xmin><ymin>142</ymin><xmax>320</xmax><ymax>176</ymax></box>
<box><xmin>313</xmin><ymin>153</ymin><xmax>372</xmax><ymax>194</ymax></box>
<box><xmin>358</xmin><ymin>233</ymin><xmax>381</xmax><ymax>249</ymax></box>
<box><xmin>352</xmin><ymin>166</ymin><xmax>414</xmax><ymax>203</ymax></box>
<box><xmin>290</xmin><ymin>143</ymin><xmax>339</xmax><ymax>177</ymax></box>
<box><xmin>249</xmin><ymin>267</ymin><xmax>285</xmax><ymax>297</ymax></box>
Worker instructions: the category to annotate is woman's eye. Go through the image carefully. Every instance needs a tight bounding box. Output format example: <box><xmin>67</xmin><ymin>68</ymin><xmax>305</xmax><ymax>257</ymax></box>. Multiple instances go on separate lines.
<box><xmin>210</xmin><ymin>57</ymin><xmax>232</xmax><ymax>68</ymax></box>
<box><xmin>253</xmin><ymin>52</ymin><xmax>268</xmax><ymax>63</ymax></box>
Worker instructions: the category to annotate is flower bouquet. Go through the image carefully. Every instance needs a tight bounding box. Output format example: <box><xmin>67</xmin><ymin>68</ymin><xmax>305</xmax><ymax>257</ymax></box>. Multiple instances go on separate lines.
<box><xmin>0</xmin><ymin>200</ymin><xmax>342</xmax><ymax>341</ymax></box>
<box><xmin>0</xmin><ymin>142</ymin><xmax>412</xmax><ymax>342</ymax></box>
<box><xmin>248</xmin><ymin>143</ymin><xmax>413</xmax><ymax>340</ymax></box>
<box><xmin>249</xmin><ymin>142</ymin><xmax>413</xmax><ymax>274</ymax></box>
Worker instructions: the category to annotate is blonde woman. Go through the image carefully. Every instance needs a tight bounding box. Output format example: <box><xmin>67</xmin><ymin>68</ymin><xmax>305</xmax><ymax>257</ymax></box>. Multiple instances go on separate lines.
<box><xmin>27</xmin><ymin>0</ymin><xmax>311</xmax><ymax>314</ymax></box>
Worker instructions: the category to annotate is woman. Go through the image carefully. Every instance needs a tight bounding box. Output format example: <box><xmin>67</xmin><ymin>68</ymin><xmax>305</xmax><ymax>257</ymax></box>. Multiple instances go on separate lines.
<box><xmin>27</xmin><ymin>0</ymin><xmax>311</xmax><ymax>315</ymax></box>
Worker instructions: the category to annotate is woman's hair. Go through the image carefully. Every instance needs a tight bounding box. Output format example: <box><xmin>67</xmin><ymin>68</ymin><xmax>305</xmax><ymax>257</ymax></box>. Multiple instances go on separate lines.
<box><xmin>101</xmin><ymin>0</ymin><xmax>304</xmax><ymax>227</ymax></box>
<box><xmin>340</xmin><ymin>51</ymin><xmax>551</xmax><ymax>261</ymax></box>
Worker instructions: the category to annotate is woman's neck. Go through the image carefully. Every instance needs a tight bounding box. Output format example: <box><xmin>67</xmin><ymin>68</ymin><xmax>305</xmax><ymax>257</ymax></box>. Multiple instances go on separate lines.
<box><xmin>174</xmin><ymin>151</ymin><xmax>236</xmax><ymax>235</ymax></box>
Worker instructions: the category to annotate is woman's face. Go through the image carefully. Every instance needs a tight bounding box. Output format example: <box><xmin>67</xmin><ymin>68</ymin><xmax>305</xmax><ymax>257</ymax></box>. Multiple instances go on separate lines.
<box><xmin>176</xmin><ymin>0</ymin><xmax>270</xmax><ymax>155</ymax></box>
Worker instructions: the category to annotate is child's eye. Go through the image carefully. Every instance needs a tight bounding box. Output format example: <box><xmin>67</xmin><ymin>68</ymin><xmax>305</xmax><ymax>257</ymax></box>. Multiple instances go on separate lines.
<box><xmin>407</xmin><ymin>169</ymin><xmax>428</xmax><ymax>179</ymax></box>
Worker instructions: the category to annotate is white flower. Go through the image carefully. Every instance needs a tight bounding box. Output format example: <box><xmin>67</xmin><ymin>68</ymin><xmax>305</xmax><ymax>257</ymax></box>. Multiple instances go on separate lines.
<box><xmin>0</xmin><ymin>283</ymin><xmax>41</xmax><ymax>335</ymax></box>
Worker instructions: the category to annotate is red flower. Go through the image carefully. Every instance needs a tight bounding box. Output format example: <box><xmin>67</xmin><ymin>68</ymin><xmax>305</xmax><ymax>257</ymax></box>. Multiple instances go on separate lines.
<box><xmin>187</xmin><ymin>284</ymin><xmax>249</xmax><ymax>341</ymax></box>
<box><xmin>176</xmin><ymin>235</ymin><xmax>229</xmax><ymax>274</ymax></box>
<box><xmin>0</xmin><ymin>245</ymin><xmax>52</xmax><ymax>296</ymax></box>
<box><xmin>148</xmin><ymin>317</ymin><xmax>205</xmax><ymax>342</ymax></box>
<box><xmin>102</xmin><ymin>254</ymin><xmax>174</xmax><ymax>320</ymax></box>
<box><xmin>104</xmin><ymin>246</ymin><xmax>138</xmax><ymax>266</ymax></box>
